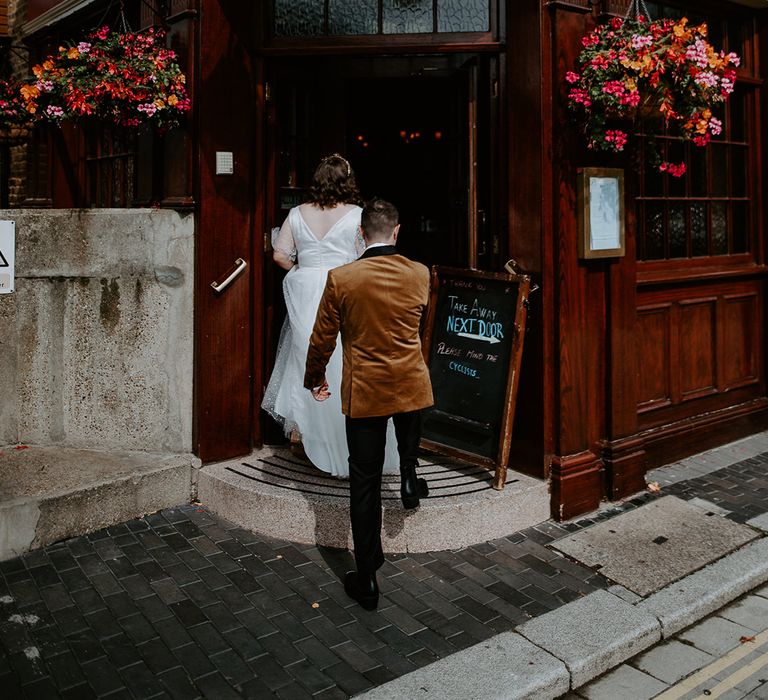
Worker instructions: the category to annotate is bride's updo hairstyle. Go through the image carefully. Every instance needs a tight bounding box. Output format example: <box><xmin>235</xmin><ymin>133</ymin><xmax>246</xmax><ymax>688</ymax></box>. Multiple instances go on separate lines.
<box><xmin>308</xmin><ymin>154</ymin><xmax>362</xmax><ymax>209</ymax></box>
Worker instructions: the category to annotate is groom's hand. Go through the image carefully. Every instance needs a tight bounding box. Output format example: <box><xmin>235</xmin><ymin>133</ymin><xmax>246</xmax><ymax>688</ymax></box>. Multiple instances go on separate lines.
<box><xmin>311</xmin><ymin>381</ymin><xmax>331</xmax><ymax>402</ymax></box>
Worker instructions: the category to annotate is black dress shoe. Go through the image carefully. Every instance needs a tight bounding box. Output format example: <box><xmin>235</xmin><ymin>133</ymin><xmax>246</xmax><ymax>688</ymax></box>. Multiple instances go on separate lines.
<box><xmin>344</xmin><ymin>571</ymin><xmax>379</xmax><ymax>610</ymax></box>
<box><xmin>400</xmin><ymin>465</ymin><xmax>429</xmax><ymax>510</ymax></box>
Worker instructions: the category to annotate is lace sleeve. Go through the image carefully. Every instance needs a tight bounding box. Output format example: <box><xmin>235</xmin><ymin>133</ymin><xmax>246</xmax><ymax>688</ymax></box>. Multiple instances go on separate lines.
<box><xmin>353</xmin><ymin>226</ymin><xmax>366</xmax><ymax>259</ymax></box>
<box><xmin>273</xmin><ymin>218</ymin><xmax>297</xmax><ymax>262</ymax></box>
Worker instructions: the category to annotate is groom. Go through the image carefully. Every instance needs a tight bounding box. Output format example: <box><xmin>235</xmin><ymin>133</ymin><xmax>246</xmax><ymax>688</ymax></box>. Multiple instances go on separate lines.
<box><xmin>304</xmin><ymin>197</ymin><xmax>433</xmax><ymax>610</ymax></box>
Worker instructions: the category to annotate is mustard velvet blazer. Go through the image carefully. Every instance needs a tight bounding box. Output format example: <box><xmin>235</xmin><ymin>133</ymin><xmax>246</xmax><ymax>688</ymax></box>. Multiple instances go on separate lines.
<box><xmin>304</xmin><ymin>248</ymin><xmax>434</xmax><ymax>419</ymax></box>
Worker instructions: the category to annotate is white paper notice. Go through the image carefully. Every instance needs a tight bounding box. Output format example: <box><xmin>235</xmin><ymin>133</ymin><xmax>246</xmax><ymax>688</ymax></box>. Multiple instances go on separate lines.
<box><xmin>216</xmin><ymin>151</ymin><xmax>234</xmax><ymax>175</ymax></box>
<box><xmin>589</xmin><ymin>176</ymin><xmax>620</xmax><ymax>251</ymax></box>
<box><xmin>0</xmin><ymin>220</ymin><xmax>14</xmax><ymax>294</ymax></box>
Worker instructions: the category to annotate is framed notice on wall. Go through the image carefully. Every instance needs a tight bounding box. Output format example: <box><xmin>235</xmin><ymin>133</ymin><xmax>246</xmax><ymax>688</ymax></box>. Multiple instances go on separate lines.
<box><xmin>577</xmin><ymin>167</ymin><xmax>625</xmax><ymax>259</ymax></box>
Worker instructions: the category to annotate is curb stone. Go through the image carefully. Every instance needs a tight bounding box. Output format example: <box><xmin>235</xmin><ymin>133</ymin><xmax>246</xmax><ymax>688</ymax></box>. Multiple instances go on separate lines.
<box><xmin>356</xmin><ymin>536</ymin><xmax>768</xmax><ymax>699</ymax></box>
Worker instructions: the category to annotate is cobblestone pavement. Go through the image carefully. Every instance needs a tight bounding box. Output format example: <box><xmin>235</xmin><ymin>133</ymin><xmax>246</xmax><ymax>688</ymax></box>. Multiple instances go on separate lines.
<box><xmin>1</xmin><ymin>448</ymin><xmax>767</xmax><ymax>699</ymax></box>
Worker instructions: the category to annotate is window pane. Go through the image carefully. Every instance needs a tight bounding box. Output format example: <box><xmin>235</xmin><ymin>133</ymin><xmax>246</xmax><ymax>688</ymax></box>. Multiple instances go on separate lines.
<box><xmin>667</xmin><ymin>140</ymin><xmax>685</xmax><ymax>198</ymax></box>
<box><xmin>732</xmin><ymin>203</ymin><xmax>748</xmax><ymax>253</ymax></box>
<box><xmin>645</xmin><ymin>204</ymin><xmax>665</xmax><ymax>259</ymax></box>
<box><xmin>732</xmin><ymin>147</ymin><xmax>747</xmax><ymax>198</ymax></box>
<box><xmin>690</xmin><ymin>147</ymin><xmax>708</xmax><ymax>197</ymax></box>
<box><xmin>711</xmin><ymin>146</ymin><xmax>728</xmax><ymax>197</ymax></box>
<box><xmin>438</xmin><ymin>0</ymin><xmax>489</xmax><ymax>33</ymax></box>
<box><xmin>669</xmin><ymin>204</ymin><xmax>686</xmax><ymax>258</ymax></box>
<box><xmin>729</xmin><ymin>92</ymin><xmax>746</xmax><ymax>142</ymax></box>
<box><xmin>644</xmin><ymin>158</ymin><xmax>663</xmax><ymax>197</ymax></box>
<box><xmin>329</xmin><ymin>0</ymin><xmax>377</xmax><ymax>34</ymax></box>
<box><xmin>712</xmin><ymin>203</ymin><xmax>727</xmax><ymax>255</ymax></box>
<box><xmin>383</xmin><ymin>0</ymin><xmax>432</xmax><ymax>34</ymax></box>
<box><xmin>707</xmin><ymin>18</ymin><xmax>723</xmax><ymax>49</ymax></box>
<box><xmin>275</xmin><ymin>0</ymin><xmax>324</xmax><ymax>36</ymax></box>
<box><xmin>727</xmin><ymin>20</ymin><xmax>746</xmax><ymax>63</ymax></box>
<box><xmin>645</xmin><ymin>3</ymin><xmax>660</xmax><ymax>21</ymax></box>
<box><xmin>691</xmin><ymin>203</ymin><xmax>708</xmax><ymax>256</ymax></box>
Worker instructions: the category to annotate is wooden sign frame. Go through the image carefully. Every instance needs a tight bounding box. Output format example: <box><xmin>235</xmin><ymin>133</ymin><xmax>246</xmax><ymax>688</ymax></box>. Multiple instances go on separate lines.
<box><xmin>420</xmin><ymin>266</ymin><xmax>531</xmax><ymax>490</ymax></box>
<box><xmin>577</xmin><ymin>167</ymin><xmax>625</xmax><ymax>259</ymax></box>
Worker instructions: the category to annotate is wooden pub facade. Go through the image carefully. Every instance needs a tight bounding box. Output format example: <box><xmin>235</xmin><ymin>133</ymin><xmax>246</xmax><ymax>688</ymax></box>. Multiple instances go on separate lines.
<box><xmin>13</xmin><ymin>0</ymin><xmax>768</xmax><ymax>520</ymax></box>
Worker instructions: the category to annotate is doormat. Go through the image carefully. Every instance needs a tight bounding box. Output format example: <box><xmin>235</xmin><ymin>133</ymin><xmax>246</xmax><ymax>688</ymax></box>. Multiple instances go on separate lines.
<box><xmin>551</xmin><ymin>495</ymin><xmax>758</xmax><ymax>596</ymax></box>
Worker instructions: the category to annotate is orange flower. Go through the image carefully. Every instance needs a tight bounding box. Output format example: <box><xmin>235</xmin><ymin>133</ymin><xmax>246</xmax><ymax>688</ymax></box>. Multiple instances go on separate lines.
<box><xmin>20</xmin><ymin>84</ymin><xmax>40</xmax><ymax>101</ymax></box>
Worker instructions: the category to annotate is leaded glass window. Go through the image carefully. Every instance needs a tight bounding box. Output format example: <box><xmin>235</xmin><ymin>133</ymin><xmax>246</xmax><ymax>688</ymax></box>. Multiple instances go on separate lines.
<box><xmin>636</xmin><ymin>8</ymin><xmax>756</xmax><ymax>262</ymax></box>
<box><xmin>273</xmin><ymin>0</ymin><xmax>491</xmax><ymax>37</ymax></box>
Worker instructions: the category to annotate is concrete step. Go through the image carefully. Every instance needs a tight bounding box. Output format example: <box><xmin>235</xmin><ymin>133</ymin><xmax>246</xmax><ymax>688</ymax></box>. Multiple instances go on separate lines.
<box><xmin>198</xmin><ymin>447</ymin><xmax>549</xmax><ymax>552</ymax></box>
<box><xmin>0</xmin><ymin>444</ymin><xmax>199</xmax><ymax>560</ymax></box>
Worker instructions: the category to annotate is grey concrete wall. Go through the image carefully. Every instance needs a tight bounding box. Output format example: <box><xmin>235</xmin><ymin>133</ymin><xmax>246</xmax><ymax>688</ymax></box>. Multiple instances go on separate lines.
<box><xmin>0</xmin><ymin>209</ymin><xmax>194</xmax><ymax>453</ymax></box>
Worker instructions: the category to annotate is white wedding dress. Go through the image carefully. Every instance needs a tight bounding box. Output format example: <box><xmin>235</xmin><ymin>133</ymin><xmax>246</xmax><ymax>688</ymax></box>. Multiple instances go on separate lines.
<box><xmin>262</xmin><ymin>205</ymin><xmax>400</xmax><ymax>477</ymax></box>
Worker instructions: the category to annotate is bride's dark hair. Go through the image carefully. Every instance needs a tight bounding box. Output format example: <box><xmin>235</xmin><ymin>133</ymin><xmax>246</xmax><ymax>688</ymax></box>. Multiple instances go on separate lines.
<box><xmin>308</xmin><ymin>154</ymin><xmax>362</xmax><ymax>208</ymax></box>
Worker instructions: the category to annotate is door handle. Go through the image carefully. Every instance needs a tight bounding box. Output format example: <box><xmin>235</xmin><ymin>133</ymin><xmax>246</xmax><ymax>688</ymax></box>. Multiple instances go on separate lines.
<box><xmin>211</xmin><ymin>258</ymin><xmax>247</xmax><ymax>293</ymax></box>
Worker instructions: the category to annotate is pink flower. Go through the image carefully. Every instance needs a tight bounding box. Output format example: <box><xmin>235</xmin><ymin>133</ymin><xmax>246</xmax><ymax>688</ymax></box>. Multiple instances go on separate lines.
<box><xmin>709</xmin><ymin>117</ymin><xmax>722</xmax><ymax>135</ymax></box>
<box><xmin>582</xmin><ymin>34</ymin><xmax>599</xmax><ymax>47</ymax></box>
<box><xmin>659</xmin><ymin>162</ymin><xmax>686</xmax><ymax>177</ymax></box>
<box><xmin>631</xmin><ymin>34</ymin><xmax>653</xmax><ymax>49</ymax></box>
<box><xmin>78</xmin><ymin>42</ymin><xmax>91</xmax><ymax>54</ymax></box>
<box><xmin>685</xmin><ymin>38</ymin><xmax>710</xmax><ymax>69</ymax></box>
<box><xmin>566</xmin><ymin>71</ymin><xmax>580</xmax><ymax>84</ymax></box>
<box><xmin>604</xmin><ymin>129</ymin><xmax>628</xmax><ymax>150</ymax></box>
<box><xmin>568</xmin><ymin>88</ymin><xmax>592</xmax><ymax>107</ymax></box>
<box><xmin>694</xmin><ymin>71</ymin><xmax>718</xmax><ymax>88</ymax></box>
<box><xmin>720</xmin><ymin>78</ymin><xmax>734</xmax><ymax>95</ymax></box>
<box><xmin>619</xmin><ymin>91</ymin><xmax>640</xmax><ymax>107</ymax></box>
<box><xmin>137</xmin><ymin>102</ymin><xmax>157</xmax><ymax>116</ymax></box>
<box><xmin>602</xmin><ymin>80</ymin><xmax>626</xmax><ymax>97</ymax></box>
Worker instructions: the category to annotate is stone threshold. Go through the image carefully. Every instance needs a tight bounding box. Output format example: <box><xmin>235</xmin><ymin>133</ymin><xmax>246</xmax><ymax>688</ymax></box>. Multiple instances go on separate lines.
<box><xmin>199</xmin><ymin>446</ymin><xmax>550</xmax><ymax>553</ymax></box>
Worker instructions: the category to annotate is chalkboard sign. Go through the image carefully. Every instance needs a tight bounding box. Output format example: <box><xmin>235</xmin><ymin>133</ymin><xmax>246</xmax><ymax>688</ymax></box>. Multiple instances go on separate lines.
<box><xmin>421</xmin><ymin>267</ymin><xmax>531</xmax><ymax>489</ymax></box>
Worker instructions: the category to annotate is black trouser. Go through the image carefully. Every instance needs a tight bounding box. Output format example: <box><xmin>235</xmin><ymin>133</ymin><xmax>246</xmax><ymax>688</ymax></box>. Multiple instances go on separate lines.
<box><xmin>345</xmin><ymin>409</ymin><xmax>422</xmax><ymax>574</ymax></box>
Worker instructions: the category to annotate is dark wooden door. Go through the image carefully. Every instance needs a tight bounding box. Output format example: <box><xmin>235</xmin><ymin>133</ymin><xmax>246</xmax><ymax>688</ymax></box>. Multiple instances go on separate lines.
<box><xmin>194</xmin><ymin>1</ymin><xmax>260</xmax><ymax>462</ymax></box>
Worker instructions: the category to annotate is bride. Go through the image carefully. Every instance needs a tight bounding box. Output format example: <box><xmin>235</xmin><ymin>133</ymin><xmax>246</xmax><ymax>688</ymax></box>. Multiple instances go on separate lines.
<box><xmin>262</xmin><ymin>154</ymin><xmax>399</xmax><ymax>477</ymax></box>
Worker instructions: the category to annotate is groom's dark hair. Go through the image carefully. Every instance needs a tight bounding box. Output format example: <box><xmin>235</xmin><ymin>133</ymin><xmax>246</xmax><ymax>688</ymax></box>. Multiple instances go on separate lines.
<box><xmin>361</xmin><ymin>198</ymin><xmax>399</xmax><ymax>242</ymax></box>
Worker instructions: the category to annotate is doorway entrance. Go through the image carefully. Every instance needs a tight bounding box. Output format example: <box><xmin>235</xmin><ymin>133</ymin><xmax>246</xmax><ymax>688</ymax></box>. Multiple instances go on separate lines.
<box><xmin>261</xmin><ymin>53</ymin><xmax>498</xmax><ymax>443</ymax></box>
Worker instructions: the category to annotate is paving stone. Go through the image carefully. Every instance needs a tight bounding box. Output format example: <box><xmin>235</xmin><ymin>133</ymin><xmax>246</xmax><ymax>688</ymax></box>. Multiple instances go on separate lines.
<box><xmin>157</xmin><ymin>666</ymin><xmax>202</xmax><ymax>700</ymax></box>
<box><xmin>717</xmin><ymin>594</ymin><xmax>768</xmax><ymax>633</ymax></box>
<box><xmin>747</xmin><ymin>513</ymin><xmax>768</xmax><ymax>533</ymax></box>
<box><xmin>172</xmin><ymin>643</ymin><xmax>216</xmax><ymax>679</ymax></box>
<box><xmin>102</xmin><ymin>634</ymin><xmax>142</xmax><ymax>669</ymax></box>
<box><xmin>275</xmin><ymin>680</ymin><xmax>314</xmax><ymax>699</ymax></box>
<box><xmin>576</xmin><ymin>662</ymin><xmax>672</xmax><ymax>699</ymax></box>
<box><xmin>637</xmin><ymin>538</ymin><xmax>768</xmax><ymax>637</ymax></box>
<box><xmin>285</xmin><ymin>658</ymin><xmax>336</xmax><ymax>694</ymax></box>
<box><xmin>247</xmin><ymin>653</ymin><xmax>293</xmax><ymax>691</ymax></box>
<box><xmin>81</xmin><ymin>656</ymin><xmax>126</xmax><ymax>696</ymax></box>
<box><xmin>169</xmin><ymin>599</ymin><xmax>206</xmax><ymax>628</ymax></box>
<box><xmin>259</xmin><ymin>631</ymin><xmax>306</xmax><ymax>666</ymax></box>
<box><xmin>630</xmin><ymin>639</ymin><xmax>714</xmax><ymax>684</ymax></box>
<box><xmin>678</xmin><ymin>616</ymin><xmax>758</xmax><ymax>656</ymax></box>
<box><xmin>194</xmin><ymin>671</ymin><xmax>241</xmax><ymax>700</ymax></box>
<box><xmin>517</xmin><ymin>589</ymin><xmax>660</xmax><ymax>688</ymax></box>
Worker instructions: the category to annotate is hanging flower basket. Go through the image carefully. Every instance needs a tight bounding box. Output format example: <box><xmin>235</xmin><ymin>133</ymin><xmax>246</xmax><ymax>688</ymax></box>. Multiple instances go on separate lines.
<box><xmin>19</xmin><ymin>26</ymin><xmax>191</xmax><ymax>131</ymax></box>
<box><xmin>566</xmin><ymin>15</ymin><xmax>740</xmax><ymax>176</ymax></box>
<box><xmin>0</xmin><ymin>79</ymin><xmax>33</xmax><ymax>142</ymax></box>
